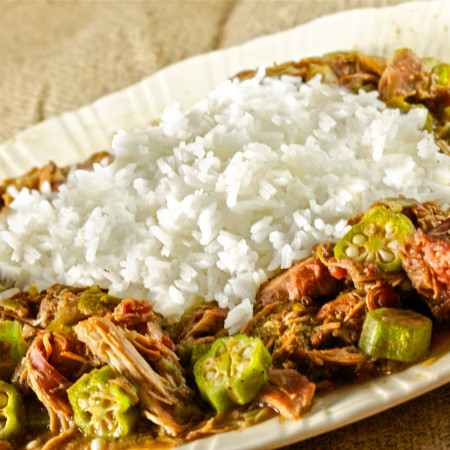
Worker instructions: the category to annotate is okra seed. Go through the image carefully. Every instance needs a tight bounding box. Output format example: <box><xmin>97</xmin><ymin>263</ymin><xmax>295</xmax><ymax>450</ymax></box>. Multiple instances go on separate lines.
<box><xmin>352</xmin><ymin>233</ymin><xmax>366</xmax><ymax>245</ymax></box>
<box><xmin>378</xmin><ymin>249</ymin><xmax>395</xmax><ymax>263</ymax></box>
<box><xmin>365</xmin><ymin>223</ymin><xmax>376</xmax><ymax>235</ymax></box>
<box><xmin>90</xmin><ymin>438</ymin><xmax>107</xmax><ymax>450</ymax></box>
<box><xmin>217</xmin><ymin>344</ymin><xmax>227</xmax><ymax>356</ymax></box>
<box><xmin>78</xmin><ymin>398</ymin><xmax>89</xmax><ymax>409</ymax></box>
<box><xmin>385</xmin><ymin>221</ymin><xmax>393</xmax><ymax>230</ymax></box>
<box><xmin>387</xmin><ymin>239</ymin><xmax>399</xmax><ymax>250</ymax></box>
<box><xmin>232</xmin><ymin>344</ymin><xmax>242</xmax><ymax>353</ymax></box>
<box><xmin>25</xmin><ymin>439</ymin><xmax>41</xmax><ymax>450</ymax></box>
<box><xmin>345</xmin><ymin>245</ymin><xmax>359</xmax><ymax>258</ymax></box>
<box><xmin>204</xmin><ymin>358</ymin><xmax>214</xmax><ymax>368</ymax></box>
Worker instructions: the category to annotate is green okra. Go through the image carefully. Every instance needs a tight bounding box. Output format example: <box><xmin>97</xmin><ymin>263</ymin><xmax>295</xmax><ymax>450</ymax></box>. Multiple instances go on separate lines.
<box><xmin>358</xmin><ymin>307</ymin><xmax>432</xmax><ymax>362</ymax></box>
<box><xmin>0</xmin><ymin>380</ymin><xmax>24</xmax><ymax>440</ymax></box>
<box><xmin>77</xmin><ymin>286</ymin><xmax>121</xmax><ymax>316</ymax></box>
<box><xmin>334</xmin><ymin>206</ymin><xmax>415</xmax><ymax>272</ymax></box>
<box><xmin>0</xmin><ymin>321</ymin><xmax>28</xmax><ymax>380</ymax></box>
<box><xmin>194</xmin><ymin>335</ymin><xmax>272</xmax><ymax>413</ymax></box>
<box><xmin>67</xmin><ymin>365</ymin><xmax>139</xmax><ymax>439</ymax></box>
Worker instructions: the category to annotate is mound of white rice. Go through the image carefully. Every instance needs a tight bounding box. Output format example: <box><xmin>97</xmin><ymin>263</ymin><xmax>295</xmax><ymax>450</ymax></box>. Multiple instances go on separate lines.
<box><xmin>0</xmin><ymin>70</ymin><xmax>449</xmax><ymax>331</ymax></box>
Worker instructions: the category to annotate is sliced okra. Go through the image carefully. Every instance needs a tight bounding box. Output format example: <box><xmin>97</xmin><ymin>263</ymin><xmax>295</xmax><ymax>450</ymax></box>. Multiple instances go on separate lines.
<box><xmin>334</xmin><ymin>206</ymin><xmax>416</xmax><ymax>271</ymax></box>
<box><xmin>67</xmin><ymin>365</ymin><xmax>139</xmax><ymax>439</ymax></box>
<box><xmin>193</xmin><ymin>335</ymin><xmax>272</xmax><ymax>413</ymax></box>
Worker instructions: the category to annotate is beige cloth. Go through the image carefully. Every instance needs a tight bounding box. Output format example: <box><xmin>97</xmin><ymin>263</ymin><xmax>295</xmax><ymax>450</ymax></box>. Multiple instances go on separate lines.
<box><xmin>0</xmin><ymin>0</ymin><xmax>427</xmax><ymax>142</ymax></box>
<box><xmin>0</xmin><ymin>1</ymin><xmax>448</xmax><ymax>449</ymax></box>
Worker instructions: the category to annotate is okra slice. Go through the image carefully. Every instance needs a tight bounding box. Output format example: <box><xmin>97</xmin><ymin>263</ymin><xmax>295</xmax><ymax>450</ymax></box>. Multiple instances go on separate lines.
<box><xmin>358</xmin><ymin>307</ymin><xmax>432</xmax><ymax>362</ymax></box>
<box><xmin>0</xmin><ymin>320</ymin><xmax>28</xmax><ymax>380</ymax></box>
<box><xmin>67</xmin><ymin>365</ymin><xmax>139</xmax><ymax>439</ymax></box>
<box><xmin>0</xmin><ymin>380</ymin><xmax>24</xmax><ymax>440</ymax></box>
<box><xmin>193</xmin><ymin>335</ymin><xmax>272</xmax><ymax>413</ymax></box>
<box><xmin>77</xmin><ymin>286</ymin><xmax>122</xmax><ymax>316</ymax></box>
<box><xmin>334</xmin><ymin>206</ymin><xmax>415</xmax><ymax>271</ymax></box>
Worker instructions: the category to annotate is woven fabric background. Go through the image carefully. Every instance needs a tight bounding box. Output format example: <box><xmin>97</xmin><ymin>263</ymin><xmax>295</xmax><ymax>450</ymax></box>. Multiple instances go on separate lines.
<box><xmin>0</xmin><ymin>1</ymin><xmax>448</xmax><ymax>449</ymax></box>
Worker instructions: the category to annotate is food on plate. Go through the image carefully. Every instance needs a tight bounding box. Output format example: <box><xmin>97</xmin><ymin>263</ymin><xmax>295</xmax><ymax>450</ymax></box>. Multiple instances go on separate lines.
<box><xmin>0</xmin><ymin>380</ymin><xmax>25</xmax><ymax>440</ymax></box>
<box><xmin>0</xmin><ymin>320</ymin><xmax>28</xmax><ymax>379</ymax></box>
<box><xmin>0</xmin><ymin>49</ymin><xmax>448</xmax><ymax>448</ymax></box>
<box><xmin>333</xmin><ymin>205</ymin><xmax>416</xmax><ymax>272</ymax></box>
<box><xmin>401</xmin><ymin>218</ymin><xmax>450</xmax><ymax>321</ymax></box>
<box><xmin>357</xmin><ymin>307</ymin><xmax>433</xmax><ymax>362</ymax></box>
<box><xmin>193</xmin><ymin>335</ymin><xmax>272</xmax><ymax>412</ymax></box>
<box><xmin>67</xmin><ymin>365</ymin><xmax>140</xmax><ymax>439</ymax></box>
<box><xmin>236</xmin><ymin>49</ymin><xmax>450</xmax><ymax>154</ymax></box>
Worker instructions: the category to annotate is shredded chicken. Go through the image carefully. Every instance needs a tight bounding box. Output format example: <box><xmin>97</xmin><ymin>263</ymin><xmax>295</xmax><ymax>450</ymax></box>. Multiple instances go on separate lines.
<box><xmin>401</xmin><ymin>219</ymin><xmax>450</xmax><ymax>321</ymax></box>
<box><xmin>35</xmin><ymin>285</ymin><xmax>86</xmax><ymax>329</ymax></box>
<box><xmin>74</xmin><ymin>316</ymin><xmax>201</xmax><ymax>436</ymax></box>
<box><xmin>378</xmin><ymin>49</ymin><xmax>429</xmax><ymax>102</ymax></box>
<box><xmin>257</xmin><ymin>369</ymin><xmax>315</xmax><ymax>420</ymax></box>
<box><xmin>236</xmin><ymin>51</ymin><xmax>386</xmax><ymax>92</ymax></box>
<box><xmin>171</xmin><ymin>303</ymin><xmax>228</xmax><ymax>344</ymax></box>
<box><xmin>256</xmin><ymin>254</ymin><xmax>342</xmax><ymax>309</ymax></box>
<box><xmin>26</xmin><ymin>332</ymin><xmax>75</xmax><ymax>432</ymax></box>
<box><xmin>311</xmin><ymin>289</ymin><xmax>366</xmax><ymax>348</ymax></box>
<box><xmin>41</xmin><ymin>425</ymin><xmax>80</xmax><ymax>450</ymax></box>
<box><xmin>309</xmin><ymin>347</ymin><xmax>368</xmax><ymax>366</ymax></box>
<box><xmin>185</xmin><ymin>406</ymin><xmax>275</xmax><ymax>442</ymax></box>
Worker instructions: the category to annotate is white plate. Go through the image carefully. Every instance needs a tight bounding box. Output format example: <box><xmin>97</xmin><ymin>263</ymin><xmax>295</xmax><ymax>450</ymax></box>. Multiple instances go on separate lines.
<box><xmin>1</xmin><ymin>1</ymin><xmax>449</xmax><ymax>449</ymax></box>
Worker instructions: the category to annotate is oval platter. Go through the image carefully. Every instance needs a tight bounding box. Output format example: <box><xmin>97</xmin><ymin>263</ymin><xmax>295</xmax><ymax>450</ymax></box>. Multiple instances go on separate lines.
<box><xmin>0</xmin><ymin>1</ymin><xmax>449</xmax><ymax>449</ymax></box>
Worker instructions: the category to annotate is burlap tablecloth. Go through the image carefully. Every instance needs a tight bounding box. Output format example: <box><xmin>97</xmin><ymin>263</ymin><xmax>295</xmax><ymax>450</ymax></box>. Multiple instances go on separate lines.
<box><xmin>0</xmin><ymin>1</ymin><xmax>448</xmax><ymax>448</ymax></box>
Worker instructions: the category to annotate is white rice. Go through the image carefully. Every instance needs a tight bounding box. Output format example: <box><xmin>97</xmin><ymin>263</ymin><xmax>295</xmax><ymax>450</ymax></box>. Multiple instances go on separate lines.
<box><xmin>0</xmin><ymin>71</ymin><xmax>449</xmax><ymax>331</ymax></box>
